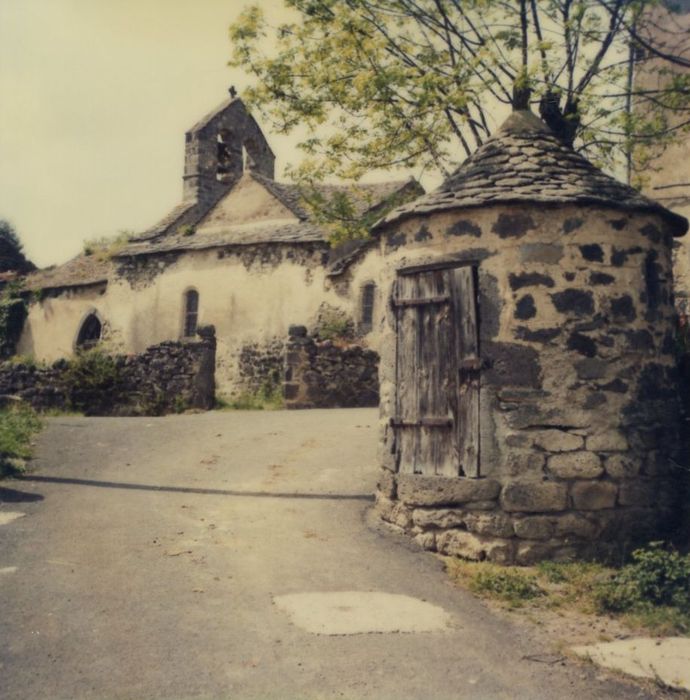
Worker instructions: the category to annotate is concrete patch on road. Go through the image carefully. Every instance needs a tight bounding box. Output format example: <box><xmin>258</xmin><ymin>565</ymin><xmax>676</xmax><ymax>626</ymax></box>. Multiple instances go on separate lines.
<box><xmin>0</xmin><ymin>566</ymin><xmax>18</xmax><ymax>575</ymax></box>
<box><xmin>572</xmin><ymin>637</ymin><xmax>690</xmax><ymax>691</ymax></box>
<box><xmin>0</xmin><ymin>511</ymin><xmax>25</xmax><ymax>526</ymax></box>
<box><xmin>273</xmin><ymin>591</ymin><xmax>451</xmax><ymax>635</ymax></box>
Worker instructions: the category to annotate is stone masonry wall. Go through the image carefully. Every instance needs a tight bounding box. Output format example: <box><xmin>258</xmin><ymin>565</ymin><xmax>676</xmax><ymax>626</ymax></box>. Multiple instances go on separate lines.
<box><xmin>375</xmin><ymin>203</ymin><xmax>687</xmax><ymax>564</ymax></box>
<box><xmin>283</xmin><ymin>326</ymin><xmax>379</xmax><ymax>409</ymax></box>
<box><xmin>236</xmin><ymin>339</ymin><xmax>285</xmax><ymax>395</ymax></box>
<box><xmin>0</xmin><ymin>326</ymin><xmax>216</xmax><ymax>416</ymax></box>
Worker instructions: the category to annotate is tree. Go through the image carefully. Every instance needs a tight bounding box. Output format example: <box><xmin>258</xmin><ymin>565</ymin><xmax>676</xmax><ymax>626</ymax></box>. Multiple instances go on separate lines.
<box><xmin>229</xmin><ymin>0</ymin><xmax>690</xmax><ymax>187</ymax></box>
<box><xmin>0</xmin><ymin>220</ymin><xmax>34</xmax><ymax>274</ymax></box>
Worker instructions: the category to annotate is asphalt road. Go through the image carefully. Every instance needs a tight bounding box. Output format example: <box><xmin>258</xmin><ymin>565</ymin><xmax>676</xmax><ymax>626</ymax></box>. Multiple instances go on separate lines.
<box><xmin>0</xmin><ymin>409</ymin><xmax>658</xmax><ymax>699</ymax></box>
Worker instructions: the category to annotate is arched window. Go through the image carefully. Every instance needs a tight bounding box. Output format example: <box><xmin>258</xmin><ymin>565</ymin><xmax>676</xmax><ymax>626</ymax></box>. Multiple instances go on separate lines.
<box><xmin>360</xmin><ymin>282</ymin><xmax>376</xmax><ymax>333</ymax></box>
<box><xmin>76</xmin><ymin>313</ymin><xmax>102</xmax><ymax>350</ymax></box>
<box><xmin>183</xmin><ymin>289</ymin><xmax>199</xmax><ymax>338</ymax></box>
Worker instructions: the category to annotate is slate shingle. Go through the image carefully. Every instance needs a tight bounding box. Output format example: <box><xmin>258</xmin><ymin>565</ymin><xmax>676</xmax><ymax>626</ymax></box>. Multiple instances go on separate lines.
<box><xmin>376</xmin><ymin>111</ymin><xmax>688</xmax><ymax>236</ymax></box>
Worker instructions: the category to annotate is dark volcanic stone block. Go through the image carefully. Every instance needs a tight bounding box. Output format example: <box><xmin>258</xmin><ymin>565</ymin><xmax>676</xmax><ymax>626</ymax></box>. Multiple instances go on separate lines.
<box><xmin>447</xmin><ymin>220</ymin><xmax>482</xmax><ymax>237</ymax></box>
<box><xmin>491</xmin><ymin>212</ymin><xmax>536</xmax><ymax>238</ymax></box>
<box><xmin>589</xmin><ymin>272</ymin><xmax>615</xmax><ymax>286</ymax></box>
<box><xmin>579</xmin><ymin>244</ymin><xmax>604</xmax><ymax>262</ymax></box>
<box><xmin>515</xmin><ymin>295</ymin><xmax>537</xmax><ymax>320</ymax></box>
<box><xmin>515</xmin><ymin>327</ymin><xmax>561</xmax><ymax>343</ymax></box>
<box><xmin>551</xmin><ymin>289</ymin><xmax>594</xmax><ymax>316</ymax></box>
<box><xmin>509</xmin><ymin>272</ymin><xmax>555</xmax><ymax>290</ymax></box>
<box><xmin>483</xmin><ymin>341</ymin><xmax>541</xmax><ymax>388</ymax></box>
<box><xmin>567</xmin><ymin>332</ymin><xmax>597</xmax><ymax>357</ymax></box>
<box><xmin>610</xmin><ymin>295</ymin><xmax>636</xmax><ymax>322</ymax></box>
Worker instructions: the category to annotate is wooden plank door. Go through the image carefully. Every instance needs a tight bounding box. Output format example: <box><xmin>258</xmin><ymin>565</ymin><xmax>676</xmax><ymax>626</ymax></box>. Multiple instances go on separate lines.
<box><xmin>392</xmin><ymin>266</ymin><xmax>479</xmax><ymax>477</ymax></box>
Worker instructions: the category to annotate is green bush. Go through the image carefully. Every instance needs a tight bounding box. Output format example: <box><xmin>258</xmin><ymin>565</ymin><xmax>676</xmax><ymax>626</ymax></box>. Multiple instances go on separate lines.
<box><xmin>0</xmin><ymin>282</ymin><xmax>27</xmax><ymax>358</ymax></box>
<box><xmin>595</xmin><ymin>543</ymin><xmax>690</xmax><ymax>614</ymax></box>
<box><xmin>64</xmin><ymin>348</ymin><xmax>121</xmax><ymax>412</ymax></box>
<box><xmin>65</xmin><ymin>347</ymin><xmax>119</xmax><ymax>390</ymax></box>
<box><xmin>0</xmin><ymin>403</ymin><xmax>42</xmax><ymax>477</ymax></box>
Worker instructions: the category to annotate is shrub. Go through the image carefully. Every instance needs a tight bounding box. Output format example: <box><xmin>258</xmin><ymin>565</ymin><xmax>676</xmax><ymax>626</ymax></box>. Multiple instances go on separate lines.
<box><xmin>0</xmin><ymin>282</ymin><xmax>27</xmax><ymax>359</ymax></box>
<box><xmin>0</xmin><ymin>403</ymin><xmax>42</xmax><ymax>477</ymax></box>
<box><xmin>314</xmin><ymin>305</ymin><xmax>354</xmax><ymax>342</ymax></box>
<box><xmin>63</xmin><ymin>348</ymin><xmax>121</xmax><ymax>413</ymax></box>
<box><xmin>595</xmin><ymin>543</ymin><xmax>690</xmax><ymax>614</ymax></box>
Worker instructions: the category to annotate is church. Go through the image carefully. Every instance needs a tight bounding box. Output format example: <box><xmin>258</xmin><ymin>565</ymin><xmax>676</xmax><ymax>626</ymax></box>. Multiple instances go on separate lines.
<box><xmin>16</xmin><ymin>92</ymin><xmax>421</xmax><ymax>397</ymax></box>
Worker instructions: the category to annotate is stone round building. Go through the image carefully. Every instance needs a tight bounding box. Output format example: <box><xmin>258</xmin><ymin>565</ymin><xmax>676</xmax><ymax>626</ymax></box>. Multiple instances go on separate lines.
<box><xmin>373</xmin><ymin>110</ymin><xmax>688</xmax><ymax>565</ymax></box>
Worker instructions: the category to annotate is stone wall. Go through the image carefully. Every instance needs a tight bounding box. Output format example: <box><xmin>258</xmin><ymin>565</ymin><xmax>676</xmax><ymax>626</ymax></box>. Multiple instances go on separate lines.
<box><xmin>374</xmin><ymin>203</ymin><xmax>687</xmax><ymax>564</ymax></box>
<box><xmin>236</xmin><ymin>339</ymin><xmax>284</xmax><ymax>394</ymax></box>
<box><xmin>283</xmin><ymin>326</ymin><xmax>379</xmax><ymax>409</ymax></box>
<box><xmin>0</xmin><ymin>326</ymin><xmax>216</xmax><ymax>416</ymax></box>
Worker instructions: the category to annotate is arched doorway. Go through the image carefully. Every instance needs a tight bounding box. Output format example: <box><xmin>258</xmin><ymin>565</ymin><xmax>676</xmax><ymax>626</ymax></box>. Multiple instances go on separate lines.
<box><xmin>76</xmin><ymin>313</ymin><xmax>102</xmax><ymax>350</ymax></box>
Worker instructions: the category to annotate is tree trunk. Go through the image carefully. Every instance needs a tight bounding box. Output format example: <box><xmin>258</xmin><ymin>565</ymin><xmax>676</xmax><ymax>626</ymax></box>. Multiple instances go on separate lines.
<box><xmin>539</xmin><ymin>92</ymin><xmax>580</xmax><ymax>148</ymax></box>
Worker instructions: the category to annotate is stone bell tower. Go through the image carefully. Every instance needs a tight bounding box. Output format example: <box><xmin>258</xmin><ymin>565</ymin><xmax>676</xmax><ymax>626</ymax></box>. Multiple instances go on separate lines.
<box><xmin>182</xmin><ymin>88</ymin><xmax>276</xmax><ymax>204</ymax></box>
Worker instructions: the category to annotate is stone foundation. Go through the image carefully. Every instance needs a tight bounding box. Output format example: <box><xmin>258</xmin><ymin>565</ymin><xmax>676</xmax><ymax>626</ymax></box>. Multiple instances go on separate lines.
<box><xmin>376</xmin><ymin>470</ymin><xmax>680</xmax><ymax>564</ymax></box>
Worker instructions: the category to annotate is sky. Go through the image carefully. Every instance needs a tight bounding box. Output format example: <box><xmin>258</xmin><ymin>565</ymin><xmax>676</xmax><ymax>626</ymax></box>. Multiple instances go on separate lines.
<box><xmin>0</xmin><ymin>0</ymin><xmax>307</xmax><ymax>267</ymax></box>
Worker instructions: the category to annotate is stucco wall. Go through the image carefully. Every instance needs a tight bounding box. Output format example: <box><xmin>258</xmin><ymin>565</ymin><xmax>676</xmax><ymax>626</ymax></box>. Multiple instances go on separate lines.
<box><xmin>374</xmin><ymin>202</ymin><xmax>685</xmax><ymax>564</ymax></box>
<box><xmin>18</xmin><ymin>284</ymin><xmax>109</xmax><ymax>360</ymax></box>
<box><xmin>18</xmin><ymin>242</ymin><xmax>382</xmax><ymax>397</ymax></box>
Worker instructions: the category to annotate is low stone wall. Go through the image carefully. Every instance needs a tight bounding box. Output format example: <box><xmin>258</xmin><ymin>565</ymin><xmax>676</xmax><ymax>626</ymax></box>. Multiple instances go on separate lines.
<box><xmin>0</xmin><ymin>326</ymin><xmax>216</xmax><ymax>416</ymax></box>
<box><xmin>283</xmin><ymin>326</ymin><xmax>379</xmax><ymax>409</ymax></box>
<box><xmin>236</xmin><ymin>339</ymin><xmax>284</xmax><ymax>394</ymax></box>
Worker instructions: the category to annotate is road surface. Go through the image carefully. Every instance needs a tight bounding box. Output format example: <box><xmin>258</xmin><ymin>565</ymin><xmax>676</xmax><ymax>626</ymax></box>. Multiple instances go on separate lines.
<box><xmin>0</xmin><ymin>409</ymin><xmax>659</xmax><ymax>699</ymax></box>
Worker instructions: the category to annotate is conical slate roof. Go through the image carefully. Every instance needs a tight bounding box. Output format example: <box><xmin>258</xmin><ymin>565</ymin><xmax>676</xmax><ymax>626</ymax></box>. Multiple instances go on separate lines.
<box><xmin>377</xmin><ymin>110</ymin><xmax>688</xmax><ymax>235</ymax></box>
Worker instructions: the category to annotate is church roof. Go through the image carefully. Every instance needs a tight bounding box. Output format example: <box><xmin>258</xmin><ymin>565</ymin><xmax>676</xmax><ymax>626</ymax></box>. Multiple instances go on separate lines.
<box><xmin>22</xmin><ymin>254</ymin><xmax>111</xmax><ymax>291</ymax></box>
<box><xmin>121</xmin><ymin>174</ymin><xmax>420</xmax><ymax>256</ymax></box>
<box><xmin>377</xmin><ymin>110</ymin><xmax>688</xmax><ymax>235</ymax></box>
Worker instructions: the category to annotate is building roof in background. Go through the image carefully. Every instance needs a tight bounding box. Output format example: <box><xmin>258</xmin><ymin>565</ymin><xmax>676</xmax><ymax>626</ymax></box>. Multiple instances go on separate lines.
<box><xmin>377</xmin><ymin>110</ymin><xmax>688</xmax><ymax>236</ymax></box>
<box><xmin>22</xmin><ymin>254</ymin><xmax>111</xmax><ymax>291</ymax></box>
<box><xmin>21</xmin><ymin>176</ymin><xmax>420</xmax><ymax>289</ymax></box>
<box><xmin>121</xmin><ymin>174</ymin><xmax>419</xmax><ymax>256</ymax></box>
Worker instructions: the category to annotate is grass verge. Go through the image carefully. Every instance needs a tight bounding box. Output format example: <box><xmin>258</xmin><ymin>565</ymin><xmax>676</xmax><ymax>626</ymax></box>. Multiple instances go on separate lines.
<box><xmin>0</xmin><ymin>403</ymin><xmax>42</xmax><ymax>478</ymax></box>
<box><xmin>445</xmin><ymin>544</ymin><xmax>690</xmax><ymax>637</ymax></box>
<box><xmin>215</xmin><ymin>384</ymin><xmax>284</xmax><ymax>411</ymax></box>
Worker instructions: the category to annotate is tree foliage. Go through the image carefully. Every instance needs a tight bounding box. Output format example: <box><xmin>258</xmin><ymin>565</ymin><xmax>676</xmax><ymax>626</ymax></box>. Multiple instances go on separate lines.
<box><xmin>0</xmin><ymin>220</ymin><xmax>34</xmax><ymax>274</ymax></box>
<box><xmin>229</xmin><ymin>0</ymin><xmax>690</xmax><ymax>186</ymax></box>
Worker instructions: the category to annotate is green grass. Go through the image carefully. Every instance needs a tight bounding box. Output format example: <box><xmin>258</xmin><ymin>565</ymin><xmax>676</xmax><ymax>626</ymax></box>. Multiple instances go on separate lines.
<box><xmin>0</xmin><ymin>403</ymin><xmax>42</xmax><ymax>477</ymax></box>
<box><xmin>215</xmin><ymin>384</ymin><xmax>284</xmax><ymax>411</ymax></box>
<box><xmin>470</xmin><ymin>566</ymin><xmax>543</xmax><ymax>607</ymax></box>
<box><xmin>446</xmin><ymin>547</ymin><xmax>690</xmax><ymax>635</ymax></box>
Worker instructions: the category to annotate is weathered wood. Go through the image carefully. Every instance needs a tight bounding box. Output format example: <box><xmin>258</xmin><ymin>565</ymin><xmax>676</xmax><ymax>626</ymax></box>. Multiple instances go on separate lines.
<box><xmin>392</xmin><ymin>267</ymin><xmax>463</xmax><ymax>477</ymax></box>
<box><xmin>391</xmin><ymin>417</ymin><xmax>453</xmax><ymax>428</ymax></box>
<box><xmin>395</xmin><ymin>273</ymin><xmax>420</xmax><ymax>474</ymax></box>
<box><xmin>397</xmin><ymin>256</ymin><xmax>481</xmax><ymax>276</ymax></box>
<box><xmin>391</xmin><ymin>295</ymin><xmax>450</xmax><ymax>308</ymax></box>
<box><xmin>450</xmin><ymin>266</ymin><xmax>480</xmax><ymax>477</ymax></box>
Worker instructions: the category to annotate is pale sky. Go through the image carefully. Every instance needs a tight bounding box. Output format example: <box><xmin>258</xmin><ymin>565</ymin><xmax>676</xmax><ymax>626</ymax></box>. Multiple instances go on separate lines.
<box><xmin>0</xmin><ymin>0</ymin><xmax>306</xmax><ymax>267</ymax></box>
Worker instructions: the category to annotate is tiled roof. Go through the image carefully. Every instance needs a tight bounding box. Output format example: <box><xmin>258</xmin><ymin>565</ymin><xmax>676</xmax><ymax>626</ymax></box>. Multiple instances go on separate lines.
<box><xmin>251</xmin><ymin>172</ymin><xmax>419</xmax><ymax>220</ymax></box>
<box><xmin>22</xmin><ymin>254</ymin><xmax>111</xmax><ymax>291</ymax></box>
<box><xmin>122</xmin><ymin>221</ymin><xmax>329</xmax><ymax>256</ymax></box>
<box><xmin>377</xmin><ymin>110</ymin><xmax>688</xmax><ymax>235</ymax></box>
<box><xmin>131</xmin><ymin>201</ymin><xmax>199</xmax><ymax>242</ymax></box>
<box><xmin>122</xmin><ymin>175</ymin><xmax>419</xmax><ymax>256</ymax></box>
